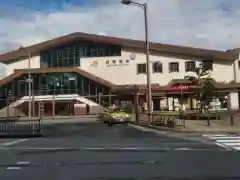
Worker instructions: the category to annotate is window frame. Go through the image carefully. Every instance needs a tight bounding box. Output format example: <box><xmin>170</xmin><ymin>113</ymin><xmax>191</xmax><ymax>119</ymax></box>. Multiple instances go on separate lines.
<box><xmin>169</xmin><ymin>62</ymin><xmax>179</xmax><ymax>73</ymax></box>
<box><xmin>137</xmin><ymin>63</ymin><xmax>147</xmax><ymax>74</ymax></box>
<box><xmin>202</xmin><ymin>60</ymin><xmax>213</xmax><ymax>71</ymax></box>
<box><xmin>152</xmin><ymin>62</ymin><xmax>163</xmax><ymax>73</ymax></box>
<box><xmin>185</xmin><ymin>61</ymin><xmax>196</xmax><ymax>72</ymax></box>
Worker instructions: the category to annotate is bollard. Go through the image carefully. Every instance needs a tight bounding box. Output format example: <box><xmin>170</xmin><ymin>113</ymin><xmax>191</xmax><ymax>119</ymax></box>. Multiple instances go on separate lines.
<box><xmin>207</xmin><ymin>116</ymin><xmax>210</xmax><ymax>126</ymax></box>
<box><xmin>230</xmin><ymin>114</ymin><xmax>234</xmax><ymax>126</ymax></box>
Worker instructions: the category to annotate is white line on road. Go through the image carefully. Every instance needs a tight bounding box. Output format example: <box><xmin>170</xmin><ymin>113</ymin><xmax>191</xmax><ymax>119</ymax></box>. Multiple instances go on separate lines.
<box><xmin>6</xmin><ymin>167</ymin><xmax>21</xmax><ymax>170</ymax></box>
<box><xmin>2</xmin><ymin>139</ymin><xmax>28</xmax><ymax>146</ymax></box>
<box><xmin>215</xmin><ymin>143</ymin><xmax>232</xmax><ymax>150</ymax></box>
<box><xmin>16</xmin><ymin>161</ymin><xmax>31</xmax><ymax>165</ymax></box>
<box><xmin>216</xmin><ymin>139</ymin><xmax>240</xmax><ymax>143</ymax></box>
<box><xmin>222</xmin><ymin>142</ymin><xmax>240</xmax><ymax>146</ymax></box>
<box><xmin>208</xmin><ymin>136</ymin><xmax>240</xmax><ymax>140</ymax></box>
<box><xmin>233</xmin><ymin>147</ymin><xmax>240</xmax><ymax>150</ymax></box>
<box><xmin>202</xmin><ymin>134</ymin><xmax>227</xmax><ymax>137</ymax></box>
<box><xmin>0</xmin><ymin>147</ymin><xmax>230</xmax><ymax>151</ymax></box>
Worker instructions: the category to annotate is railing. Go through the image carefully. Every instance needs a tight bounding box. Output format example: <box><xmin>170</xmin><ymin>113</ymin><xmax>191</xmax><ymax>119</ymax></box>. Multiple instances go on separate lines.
<box><xmin>137</xmin><ymin>110</ymin><xmax>239</xmax><ymax>128</ymax></box>
<box><xmin>0</xmin><ymin>117</ymin><xmax>43</xmax><ymax>137</ymax></box>
<box><xmin>138</xmin><ymin>112</ymin><xmax>185</xmax><ymax>128</ymax></box>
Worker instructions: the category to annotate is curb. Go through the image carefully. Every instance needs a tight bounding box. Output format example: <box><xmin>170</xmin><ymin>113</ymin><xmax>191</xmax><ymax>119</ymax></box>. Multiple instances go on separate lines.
<box><xmin>129</xmin><ymin>121</ymin><xmax>240</xmax><ymax>134</ymax></box>
<box><xmin>0</xmin><ymin>133</ymin><xmax>43</xmax><ymax>138</ymax></box>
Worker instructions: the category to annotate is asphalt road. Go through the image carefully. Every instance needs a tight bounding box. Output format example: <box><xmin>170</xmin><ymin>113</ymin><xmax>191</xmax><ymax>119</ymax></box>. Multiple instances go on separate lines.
<box><xmin>0</xmin><ymin>121</ymin><xmax>240</xmax><ymax>180</ymax></box>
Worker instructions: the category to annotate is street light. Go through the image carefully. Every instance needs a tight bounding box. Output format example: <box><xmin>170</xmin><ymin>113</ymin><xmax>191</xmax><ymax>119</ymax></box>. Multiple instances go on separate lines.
<box><xmin>121</xmin><ymin>0</ymin><xmax>153</xmax><ymax>123</ymax></box>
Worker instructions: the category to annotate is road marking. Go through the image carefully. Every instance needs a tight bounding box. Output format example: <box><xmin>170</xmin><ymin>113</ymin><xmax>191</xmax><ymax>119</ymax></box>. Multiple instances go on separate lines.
<box><xmin>216</xmin><ymin>139</ymin><xmax>240</xmax><ymax>143</ymax></box>
<box><xmin>203</xmin><ymin>134</ymin><xmax>240</xmax><ymax>151</ymax></box>
<box><xmin>223</xmin><ymin>142</ymin><xmax>240</xmax><ymax>146</ymax></box>
<box><xmin>215</xmin><ymin>143</ymin><xmax>232</xmax><ymax>150</ymax></box>
<box><xmin>202</xmin><ymin>134</ymin><xmax>226</xmax><ymax>137</ymax></box>
<box><xmin>6</xmin><ymin>167</ymin><xmax>21</xmax><ymax>170</ymax></box>
<box><xmin>173</xmin><ymin>148</ymin><xmax>191</xmax><ymax>151</ymax></box>
<box><xmin>16</xmin><ymin>161</ymin><xmax>31</xmax><ymax>165</ymax></box>
<box><xmin>0</xmin><ymin>147</ymin><xmax>229</xmax><ymax>152</ymax></box>
<box><xmin>208</xmin><ymin>136</ymin><xmax>240</xmax><ymax>140</ymax></box>
<box><xmin>2</xmin><ymin>139</ymin><xmax>28</xmax><ymax>146</ymax></box>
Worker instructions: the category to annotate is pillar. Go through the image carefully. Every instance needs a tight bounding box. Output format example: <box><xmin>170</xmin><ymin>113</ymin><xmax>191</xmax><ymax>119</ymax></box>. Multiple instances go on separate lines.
<box><xmin>228</xmin><ymin>92</ymin><xmax>239</xmax><ymax>111</ymax></box>
<box><xmin>52</xmin><ymin>95</ymin><xmax>55</xmax><ymax>118</ymax></box>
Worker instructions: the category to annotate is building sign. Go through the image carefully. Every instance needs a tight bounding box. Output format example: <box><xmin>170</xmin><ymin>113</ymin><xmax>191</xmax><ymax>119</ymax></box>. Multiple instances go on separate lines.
<box><xmin>169</xmin><ymin>84</ymin><xmax>196</xmax><ymax>90</ymax></box>
<box><xmin>130</xmin><ymin>53</ymin><xmax>136</xmax><ymax>60</ymax></box>
<box><xmin>90</xmin><ymin>60</ymin><xmax>98</xmax><ymax>67</ymax></box>
<box><xmin>106</xmin><ymin>59</ymin><xmax>130</xmax><ymax>67</ymax></box>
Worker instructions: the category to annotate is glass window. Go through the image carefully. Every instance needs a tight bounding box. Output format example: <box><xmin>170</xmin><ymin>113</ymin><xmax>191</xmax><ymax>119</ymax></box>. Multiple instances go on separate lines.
<box><xmin>153</xmin><ymin>62</ymin><xmax>163</xmax><ymax>73</ymax></box>
<box><xmin>40</xmin><ymin>41</ymin><xmax>121</xmax><ymax>68</ymax></box>
<box><xmin>169</xmin><ymin>62</ymin><xmax>179</xmax><ymax>73</ymax></box>
<box><xmin>202</xmin><ymin>60</ymin><xmax>213</xmax><ymax>71</ymax></box>
<box><xmin>137</xmin><ymin>63</ymin><xmax>147</xmax><ymax>74</ymax></box>
<box><xmin>185</xmin><ymin>61</ymin><xmax>196</xmax><ymax>72</ymax></box>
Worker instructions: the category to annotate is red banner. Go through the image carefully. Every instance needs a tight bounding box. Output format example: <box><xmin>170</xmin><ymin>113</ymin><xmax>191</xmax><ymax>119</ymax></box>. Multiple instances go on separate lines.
<box><xmin>169</xmin><ymin>84</ymin><xmax>196</xmax><ymax>90</ymax></box>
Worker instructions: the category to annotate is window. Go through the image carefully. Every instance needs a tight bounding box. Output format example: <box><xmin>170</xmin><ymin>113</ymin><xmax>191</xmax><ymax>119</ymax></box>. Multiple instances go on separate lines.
<box><xmin>119</xmin><ymin>60</ymin><xmax>123</xmax><ymax>64</ymax></box>
<box><xmin>40</xmin><ymin>41</ymin><xmax>121</xmax><ymax>68</ymax></box>
<box><xmin>169</xmin><ymin>62</ymin><xmax>179</xmax><ymax>73</ymax></box>
<box><xmin>112</xmin><ymin>60</ymin><xmax>116</xmax><ymax>64</ymax></box>
<box><xmin>106</xmin><ymin>60</ymin><xmax>109</xmax><ymax>64</ymax></box>
<box><xmin>202</xmin><ymin>60</ymin><xmax>213</xmax><ymax>71</ymax></box>
<box><xmin>152</xmin><ymin>62</ymin><xmax>163</xmax><ymax>73</ymax></box>
<box><xmin>99</xmin><ymin>48</ymin><xmax>106</xmax><ymax>56</ymax></box>
<box><xmin>126</xmin><ymin>59</ymin><xmax>130</xmax><ymax>63</ymax></box>
<box><xmin>185</xmin><ymin>61</ymin><xmax>196</xmax><ymax>72</ymax></box>
<box><xmin>137</xmin><ymin>64</ymin><xmax>146</xmax><ymax>74</ymax></box>
<box><xmin>84</xmin><ymin>47</ymin><xmax>91</xmax><ymax>57</ymax></box>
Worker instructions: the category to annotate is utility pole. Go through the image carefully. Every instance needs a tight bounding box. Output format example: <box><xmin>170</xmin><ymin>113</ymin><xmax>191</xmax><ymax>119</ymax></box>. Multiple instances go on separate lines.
<box><xmin>28</xmin><ymin>52</ymin><xmax>32</xmax><ymax>120</ymax></box>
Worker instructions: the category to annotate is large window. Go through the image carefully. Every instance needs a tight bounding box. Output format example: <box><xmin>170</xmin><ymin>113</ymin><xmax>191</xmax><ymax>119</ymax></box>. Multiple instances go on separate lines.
<box><xmin>152</xmin><ymin>62</ymin><xmax>163</xmax><ymax>73</ymax></box>
<box><xmin>0</xmin><ymin>72</ymin><xmax>111</xmax><ymax>98</ymax></box>
<box><xmin>40</xmin><ymin>41</ymin><xmax>121</xmax><ymax>68</ymax></box>
<box><xmin>137</xmin><ymin>64</ymin><xmax>147</xmax><ymax>74</ymax></box>
<box><xmin>169</xmin><ymin>62</ymin><xmax>179</xmax><ymax>73</ymax></box>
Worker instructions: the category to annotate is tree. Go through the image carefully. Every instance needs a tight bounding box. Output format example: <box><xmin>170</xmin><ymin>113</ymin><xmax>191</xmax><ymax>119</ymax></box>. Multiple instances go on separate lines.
<box><xmin>184</xmin><ymin>62</ymin><xmax>211</xmax><ymax>112</ymax></box>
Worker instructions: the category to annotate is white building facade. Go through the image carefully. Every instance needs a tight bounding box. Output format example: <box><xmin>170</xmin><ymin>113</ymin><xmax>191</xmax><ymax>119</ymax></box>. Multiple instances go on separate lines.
<box><xmin>0</xmin><ymin>32</ymin><xmax>239</xmax><ymax>112</ymax></box>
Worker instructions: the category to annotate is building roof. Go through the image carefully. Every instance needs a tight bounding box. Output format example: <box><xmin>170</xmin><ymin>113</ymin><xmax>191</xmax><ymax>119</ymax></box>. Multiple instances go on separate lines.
<box><xmin>0</xmin><ymin>68</ymin><xmax>115</xmax><ymax>89</ymax></box>
<box><xmin>0</xmin><ymin>32</ymin><xmax>237</xmax><ymax>63</ymax></box>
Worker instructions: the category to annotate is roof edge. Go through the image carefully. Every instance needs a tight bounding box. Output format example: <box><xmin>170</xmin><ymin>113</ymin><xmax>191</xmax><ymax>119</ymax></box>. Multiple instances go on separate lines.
<box><xmin>0</xmin><ymin>32</ymin><xmax>237</xmax><ymax>62</ymax></box>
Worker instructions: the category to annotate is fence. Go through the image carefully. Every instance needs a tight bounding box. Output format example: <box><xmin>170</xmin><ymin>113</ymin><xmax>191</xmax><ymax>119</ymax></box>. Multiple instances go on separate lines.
<box><xmin>0</xmin><ymin>117</ymin><xmax>43</xmax><ymax>137</ymax></box>
<box><xmin>136</xmin><ymin>110</ymin><xmax>239</xmax><ymax>128</ymax></box>
<box><xmin>138</xmin><ymin>112</ymin><xmax>185</xmax><ymax>128</ymax></box>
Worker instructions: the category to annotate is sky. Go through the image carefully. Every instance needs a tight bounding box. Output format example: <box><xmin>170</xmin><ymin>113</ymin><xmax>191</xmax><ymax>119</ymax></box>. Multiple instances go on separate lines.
<box><xmin>1</xmin><ymin>0</ymin><xmax>240</xmax><ymax>54</ymax></box>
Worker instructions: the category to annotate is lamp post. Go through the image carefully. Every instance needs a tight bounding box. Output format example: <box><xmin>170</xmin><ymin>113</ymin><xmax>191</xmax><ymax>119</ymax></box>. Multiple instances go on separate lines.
<box><xmin>121</xmin><ymin>0</ymin><xmax>152</xmax><ymax>123</ymax></box>
<box><xmin>28</xmin><ymin>52</ymin><xmax>32</xmax><ymax>120</ymax></box>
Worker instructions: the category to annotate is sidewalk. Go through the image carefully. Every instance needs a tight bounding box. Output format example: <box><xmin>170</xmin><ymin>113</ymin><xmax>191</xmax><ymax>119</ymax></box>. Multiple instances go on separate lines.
<box><xmin>131</xmin><ymin>115</ymin><xmax>240</xmax><ymax>133</ymax></box>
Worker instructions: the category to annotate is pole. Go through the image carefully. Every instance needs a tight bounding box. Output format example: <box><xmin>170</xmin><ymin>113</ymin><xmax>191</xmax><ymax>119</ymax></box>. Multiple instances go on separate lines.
<box><xmin>180</xmin><ymin>86</ymin><xmax>183</xmax><ymax>110</ymax></box>
<box><xmin>144</xmin><ymin>3</ymin><xmax>152</xmax><ymax>123</ymax></box>
<box><xmin>28</xmin><ymin>52</ymin><xmax>32</xmax><ymax>120</ymax></box>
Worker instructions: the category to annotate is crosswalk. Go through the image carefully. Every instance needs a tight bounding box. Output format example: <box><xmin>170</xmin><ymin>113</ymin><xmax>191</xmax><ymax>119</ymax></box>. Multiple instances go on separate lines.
<box><xmin>203</xmin><ymin>134</ymin><xmax>240</xmax><ymax>150</ymax></box>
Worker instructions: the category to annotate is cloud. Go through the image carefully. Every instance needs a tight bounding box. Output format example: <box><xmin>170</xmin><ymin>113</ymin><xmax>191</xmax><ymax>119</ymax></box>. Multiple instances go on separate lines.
<box><xmin>1</xmin><ymin>0</ymin><xmax>240</xmax><ymax>54</ymax></box>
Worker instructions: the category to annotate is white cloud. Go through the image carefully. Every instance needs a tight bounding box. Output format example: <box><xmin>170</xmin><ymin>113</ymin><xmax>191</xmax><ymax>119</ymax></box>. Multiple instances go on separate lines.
<box><xmin>1</xmin><ymin>0</ymin><xmax>240</xmax><ymax>53</ymax></box>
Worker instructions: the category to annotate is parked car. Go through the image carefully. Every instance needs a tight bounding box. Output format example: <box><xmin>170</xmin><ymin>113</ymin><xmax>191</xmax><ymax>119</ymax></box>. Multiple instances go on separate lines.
<box><xmin>102</xmin><ymin>106</ymin><xmax>131</xmax><ymax>125</ymax></box>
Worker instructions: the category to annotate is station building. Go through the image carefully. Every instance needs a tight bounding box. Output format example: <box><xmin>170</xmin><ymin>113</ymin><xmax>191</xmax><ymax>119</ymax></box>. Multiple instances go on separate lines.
<box><xmin>0</xmin><ymin>32</ymin><xmax>239</xmax><ymax>117</ymax></box>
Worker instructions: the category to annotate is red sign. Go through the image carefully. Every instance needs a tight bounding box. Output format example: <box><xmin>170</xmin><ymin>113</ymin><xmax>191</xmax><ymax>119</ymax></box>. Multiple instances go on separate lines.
<box><xmin>169</xmin><ymin>84</ymin><xmax>196</xmax><ymax>90</ymax></box>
